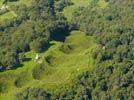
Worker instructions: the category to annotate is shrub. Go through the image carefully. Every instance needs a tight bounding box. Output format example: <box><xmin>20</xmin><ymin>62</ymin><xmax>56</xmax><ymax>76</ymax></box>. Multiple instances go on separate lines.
<box><xmin>32</xmin><ymin>64</ymin><xmax>45</xmax><ymax>80</ymax></box>
<box><xmin>16</xmin><ymin>88</ymin><xmax>52</xmax><ymax>100</ymax></box>
<box><xmin>45</xmin><ymin>55</ymin><xmax>55</xmax><ymax>65</ymax></box>
<box><xmin>60</xmin><ymin>43</ymin><xmax>72</xmax><ymax>54</ymax></box>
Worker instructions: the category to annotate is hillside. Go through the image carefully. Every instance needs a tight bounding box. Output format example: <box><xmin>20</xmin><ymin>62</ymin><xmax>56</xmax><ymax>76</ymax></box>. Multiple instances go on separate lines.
<box><xmin>0</xmin><ymin>31</ymin><xmax>97</xmax><ymax>99</ymax></box>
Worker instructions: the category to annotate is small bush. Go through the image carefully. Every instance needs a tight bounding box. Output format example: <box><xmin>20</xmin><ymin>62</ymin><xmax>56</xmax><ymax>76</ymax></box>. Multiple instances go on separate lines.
<box><xmin>0</xmin><ymin>81</ymin><xmax>8</xmax><ymax>93</ymax></box>
<box><xmin>60</xmin><ymin>43</ymin><xmax>73</xmax><ymax>54</ymax></box>
<box><xmin>16</xmin><ymin>88</ymin><xmax>52</xmax><ymax>100</ymax></box>
<box><xmin>45</xmin><ymin>55</ymin><xmax>55</xmax><ymax>65</ymax></box>
<box><xmin>14</xmin><ymin>73</ymin><xmax>29</xmax><ymax>88</ymax></box>
<box><xmin>32</xmin><ymin>64</ymin><xmax>45</xmax><ymax>80</ymax></box>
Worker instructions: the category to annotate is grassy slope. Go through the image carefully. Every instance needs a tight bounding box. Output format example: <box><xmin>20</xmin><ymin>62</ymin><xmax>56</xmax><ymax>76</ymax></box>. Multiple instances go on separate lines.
<box><xmin>0</xmin><ymin>31</ymin><xmax>97</xmax><ymax>100</ymax></box>
<box><xmin>63</xmin><ymin>0</ymin><xmax>91</xmax><ymax>21</ymax></box>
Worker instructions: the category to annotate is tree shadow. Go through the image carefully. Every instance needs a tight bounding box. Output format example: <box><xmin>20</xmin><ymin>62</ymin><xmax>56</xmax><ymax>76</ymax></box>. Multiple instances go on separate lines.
<box><xmin>23</xmin><ymin>58</ymin><xmax>32</xmax><ymax>62</ymax></box>
<box><xmin>49</xmin><ymin>22</ymin><xmax>71</xmax><ymax>42</ymax></box>
<box><xmin>0</xmin><ymin>57</ymin><xmax>33</xmax><ymax>72</ymax></box>
<box><xmin>9</xmin><ymin>57</ymin><xmax>32</xmax><ymax>70</ymax></box>
<box><xmin>12</xmin><ymin>63</ymin><xmax>24</xmax><ymax>70</ymax></box>
<box><xmin>39</xmin><ymin>42</ymin><xmax>55</xmax><ymax>53</ymax></box>
<box><xmin>50</xmin><ymin>31</ymin><xmax>70</xmax><ymax>42</ymax></box>
<box><xmin>0</xmin><ymin>63</ymin><xmax>24</xmax><ymax>72</ymax></box>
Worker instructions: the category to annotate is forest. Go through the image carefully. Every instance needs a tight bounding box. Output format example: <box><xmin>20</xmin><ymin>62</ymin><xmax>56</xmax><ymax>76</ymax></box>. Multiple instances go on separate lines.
<box><xmin>0</xmin><ymin>0</ymin><xmax>134</xmax><ymax>100</ymax></box>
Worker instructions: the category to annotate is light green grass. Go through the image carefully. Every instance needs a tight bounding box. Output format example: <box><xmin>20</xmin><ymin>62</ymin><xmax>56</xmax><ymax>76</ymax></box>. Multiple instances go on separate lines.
<box><xmin>0</xmin><ymin>31</ymin><xmax>97</xmax><ymax>100</ymax></box>
<box><xmin>63</xmin><ymin>0</ymin><xmax>91</xmax><ymax>21</ymax></box>
<box><xmin>7</xmin><ymin>0</ymin><xmax>33</xmax><ymax>6</ymax></box>
<box><xmin>97</xmin><ymin>0</ymin><xmax>108</xmax><ymax>9</ymax></box>
<box><xmin>0</xmin><ymin>0</ymin><xmax>4</xmax><ymax>7</ymax></box>
<box><xmin>0</xmin><ymin>11</ymin><xmax>16</xmax><ymax>22</ymax></box>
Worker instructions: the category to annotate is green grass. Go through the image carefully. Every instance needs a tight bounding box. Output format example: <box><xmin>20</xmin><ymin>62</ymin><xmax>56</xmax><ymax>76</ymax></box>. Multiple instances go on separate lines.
<box><xmin>0</xmin><ymin>31</ymin><xmax>97</xmax><ymax>100</ymax></box>
<box><xmin>97</xmin><ymin>0</ymin><xmax>108</xmax><ymax>9</ymax></box>
<box><xmin>0</xmin><ymin>11</ymin><xmax>16</xmax><ymax>22</ymax></box>
<box><xmin>63</xmin><ymin>0</ymin><xmax>91</xmax><ymax>21</ymax></box>
<box><xmin>0</xmin><ymin>0</ymin><xmax>4</xmax><ymax>7</ymax></box>
<box><xmin>7</xmin><ymin>0</ymin><xmax>33</xmax><ymax>6</ymax></box>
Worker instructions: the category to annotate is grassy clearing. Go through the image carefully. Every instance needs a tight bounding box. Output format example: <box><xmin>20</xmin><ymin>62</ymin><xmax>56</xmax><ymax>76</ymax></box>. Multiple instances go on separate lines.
<box><xmin>97</xmin><ymin>0</ymin><xmax>108</xmax><ymax>9</ymax></box>
<box><xmin>63</xmin><ymin>0</ymin><xmax>109</xmax><ymax>21</ymax></box>
<box><xmin>0</xmin><ymin>31</ymin><xmax>97</xmax><ymax>100</ymax></box>
<box><xmin>63</xmin><ymin>0</ymin><xmax>91</xmax><ymax>21</ymax></box>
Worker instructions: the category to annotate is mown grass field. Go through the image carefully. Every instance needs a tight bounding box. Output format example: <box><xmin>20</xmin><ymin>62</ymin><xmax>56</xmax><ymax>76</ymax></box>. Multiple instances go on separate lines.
<box><xmin>0</xmin><ymin>31</ymin><xmax>97</xmax><ymax>100</ymax></box>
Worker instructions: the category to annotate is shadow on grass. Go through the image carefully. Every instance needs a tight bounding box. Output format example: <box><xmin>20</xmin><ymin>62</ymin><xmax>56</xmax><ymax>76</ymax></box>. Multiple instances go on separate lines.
<box><xmin>39</xmin><ymin>42</ymin><xmax>55</xmax><ymax>53</ymax></box>
<box><xmin>14</xmin><ymin>57</ymin><xmax>32</xmax><ymax>69</ymax></box>
<box><xmin>0</xmin><ymin>58</ymin><xmax>32</xmax><ymax>72</ymax></box>
<box><xmin>23</xmin><ymin>58</ymin><xmax>32</xmax><ymax>62</ymax></box>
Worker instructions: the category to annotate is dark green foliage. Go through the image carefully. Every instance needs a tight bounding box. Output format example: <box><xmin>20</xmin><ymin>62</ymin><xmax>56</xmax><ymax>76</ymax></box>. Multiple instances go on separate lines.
<box><xmin>14</xmin><ymin>73</ymin><xmax>29</xmax><ymax>88</ymax></box>
<box><xmin>32</xmin><ymin>64</ymin><xmax>45</xmax><ymax>80</ymax></box>
<box><xmin>45</xmin><ymin>55</ymin><xmax>55</xmax><ymax>65</ymax></box>
<box><xmin>56</xmin><ymin>0</ymin><xmax>74</xmax><ymax>12</ymax></box>
<box><xmin>68</xmin><ymin>0</ymin><xmax>134</xmax><ymax>99</ymax></box>
<box><xmin>0</xmin><ymin>77</ymin><xmax>8</xmax><ymax>93</ymax></box>
<box><xmin>18</xmin><ymin>52</ymin><xmax>26</xmax><ymax>62</ymax></box>
<box><xmin>3</xmin><ymin>0</ymin><xmax>18</xmax><ymax>4</ymax></box>
<box><xmin>16</xmin><ymin>88</ymin><xmax>52</xmax><ymax>100</ymax></box>
<box><xmin>30</xmin><ymin>39</ymin><xmax>48</xmax><ymax>53</ymax></box>
<box><xmin>60</xmin><ymin>43</ymin><xmax>73</xmax><ymax>54</ymax></box>
<box><xmin>49</xmin><ymin>20</ymin><xmax>71</xmax><ymax>41</ymax></box>
<box><xmin>0</xmin><ymin>82</ymin><xmax>8</xmax><ymax>93</ymax></box>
